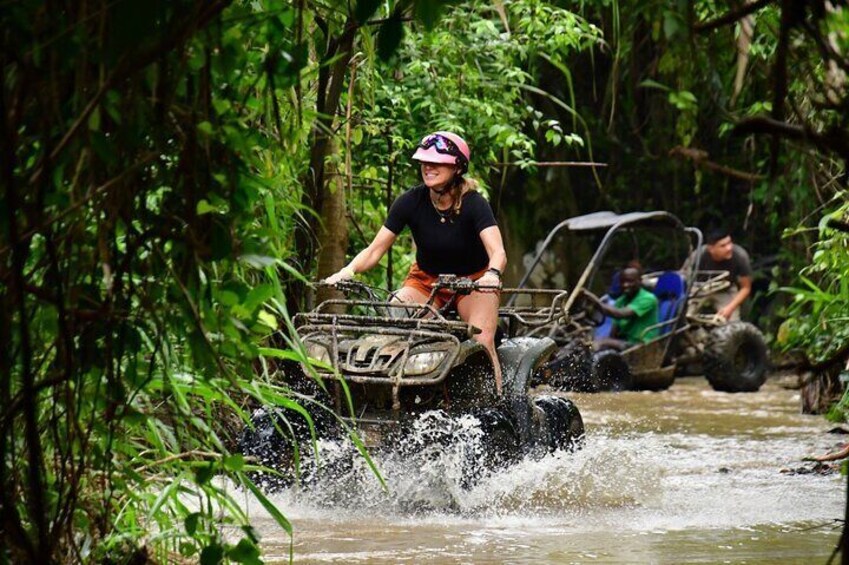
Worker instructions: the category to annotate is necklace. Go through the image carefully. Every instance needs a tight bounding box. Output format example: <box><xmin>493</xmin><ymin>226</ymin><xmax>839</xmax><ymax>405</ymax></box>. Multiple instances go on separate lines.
<box><xmin>430</xmin><ymin>195</ymin><xmax>453</xmax><ymax>223</ymax></box>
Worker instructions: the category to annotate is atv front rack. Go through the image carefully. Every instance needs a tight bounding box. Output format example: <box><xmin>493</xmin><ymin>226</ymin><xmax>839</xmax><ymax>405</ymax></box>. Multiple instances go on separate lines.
<box><xmin>497</xmin><ymin>288</ymin><xmax>571</xmax><ymax>329</ymax></box>
<box><xmin>294</xmin><ymin>299</ymin><xmax>478</xmax><ymax>386</ymax></box>
<box><xmin>294</xmin><ymin>289</ymin><xmax>572</xmax><ymax>387</ymax></box>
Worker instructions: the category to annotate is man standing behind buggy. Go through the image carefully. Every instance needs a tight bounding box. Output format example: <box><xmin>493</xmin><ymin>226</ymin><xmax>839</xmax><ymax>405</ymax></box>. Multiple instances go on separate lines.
<box><xmin>690</xmin><ymin>227</ymin><xmax>753</xmax><ymax>321</ymax></box>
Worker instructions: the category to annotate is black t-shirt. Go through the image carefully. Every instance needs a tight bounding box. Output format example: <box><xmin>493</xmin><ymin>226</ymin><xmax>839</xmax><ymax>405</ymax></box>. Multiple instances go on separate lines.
<box><xmin>384</xmin><ymin>184</ymin><xmax>498</xmax><ymax>276</ymax></box>
<box><xmin>695</xmin><ymin>244</ymin><xmax>753</xmax><ymax>283</ymax></box>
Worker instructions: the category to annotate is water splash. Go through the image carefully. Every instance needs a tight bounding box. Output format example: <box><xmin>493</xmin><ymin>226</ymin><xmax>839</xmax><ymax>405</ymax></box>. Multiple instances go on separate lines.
<box><xmin>248</xmin><ymin>410</ymin><xmax>664</xmax><ymax>520</ymax></box>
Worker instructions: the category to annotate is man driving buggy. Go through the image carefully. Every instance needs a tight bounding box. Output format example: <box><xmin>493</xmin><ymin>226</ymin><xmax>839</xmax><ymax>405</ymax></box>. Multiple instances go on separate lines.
<box><xmin>324</xmin><ymin>131</ymin><xmax>508</xmax><ymax>393</ymax></box>
<box><xmin>587</xmin><ymin>264</ymin><xmax>659</xmax><ymax>351</ymax></box>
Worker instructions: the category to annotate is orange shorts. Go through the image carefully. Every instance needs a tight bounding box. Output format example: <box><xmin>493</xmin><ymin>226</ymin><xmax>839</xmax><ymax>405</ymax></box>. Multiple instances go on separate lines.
<box><xmin>402</xmin><ymin>263</ymin><xmax>490</xmax><ymax>310</ymax></box>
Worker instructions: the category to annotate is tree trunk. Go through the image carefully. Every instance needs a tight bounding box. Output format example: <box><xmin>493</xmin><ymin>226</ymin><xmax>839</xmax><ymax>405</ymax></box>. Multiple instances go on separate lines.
<box><xmin>316</xmin><ymin>140</ymin><xmax>348</xmax><ymax>307</ymax></box>
<box><xmin>288</xmin><ymin>19</ymin><xmax>358</xmax><ymax>312</ymax></box>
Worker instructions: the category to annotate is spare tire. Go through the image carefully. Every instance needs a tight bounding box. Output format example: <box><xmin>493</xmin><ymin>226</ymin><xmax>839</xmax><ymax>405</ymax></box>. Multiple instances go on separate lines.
<box><xmin>703</xmin><ymin>321</ymin><xmax>768</xmax><ymax>392</ymax></box>
<box><xmin>590</xmin><ymin>350</ymin><xmax>633</xmax><ymax>392</ymax></box>
<box><xmin>533</xmin><ymin>395</ymin><xmax>585</xmax><ymax>452</ymax></box>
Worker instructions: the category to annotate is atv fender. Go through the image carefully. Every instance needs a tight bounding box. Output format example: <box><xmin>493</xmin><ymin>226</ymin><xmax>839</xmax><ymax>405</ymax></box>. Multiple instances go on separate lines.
<box><xmin>498</xmin><ymin>337</ymin><xmax>558</xmax><ymax>396</ymax></box>
<box><xmin>497</xmin><ymin>337</ymin><xmax>557</xmax><ymax>447</ymax></box>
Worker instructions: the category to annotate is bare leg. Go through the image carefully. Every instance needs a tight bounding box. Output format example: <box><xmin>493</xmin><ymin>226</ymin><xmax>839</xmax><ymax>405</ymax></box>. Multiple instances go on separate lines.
<box><xmin>393</xmin><ymin>286</ymin><xmax>430</xmax><ymax>303</ymax></box>
<box><xmin>457</xmin><ymin>290</ymin><xmax>502</xmax><ymax>394</ymax></box>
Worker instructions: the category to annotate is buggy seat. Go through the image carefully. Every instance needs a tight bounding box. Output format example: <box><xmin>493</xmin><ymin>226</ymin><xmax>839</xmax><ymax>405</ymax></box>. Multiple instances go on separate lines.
<box><xmin>653</xmin><ymin>271</ymin><xmax>686</xmax><ymax>334</ymax></box>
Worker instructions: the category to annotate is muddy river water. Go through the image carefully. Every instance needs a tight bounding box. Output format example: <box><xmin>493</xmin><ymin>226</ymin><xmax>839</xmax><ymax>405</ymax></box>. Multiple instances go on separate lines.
<box><xmin>248</xmin><ymin>377</ymin><xmax>844</xmax><ymax>564</ymax></box>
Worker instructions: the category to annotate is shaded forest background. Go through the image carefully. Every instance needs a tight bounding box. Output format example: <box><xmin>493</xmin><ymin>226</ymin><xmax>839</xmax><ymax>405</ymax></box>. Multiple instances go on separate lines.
<box><xmin>2</xmin><ymin>0</ymin><xmax>847</xmax><ymax>562</ymax></box>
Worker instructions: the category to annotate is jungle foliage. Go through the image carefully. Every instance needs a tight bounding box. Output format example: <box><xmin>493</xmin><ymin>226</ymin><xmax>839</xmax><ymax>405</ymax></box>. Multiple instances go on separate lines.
<box><xmin>2</xmin><ymin>0</ymin><xmax>848</xmax><ymax>563</ymax></box>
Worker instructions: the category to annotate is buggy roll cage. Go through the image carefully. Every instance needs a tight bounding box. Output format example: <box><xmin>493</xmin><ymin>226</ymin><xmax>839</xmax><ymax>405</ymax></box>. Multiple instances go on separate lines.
<box><xmin>509</xmin><ymin>211</ymin><xmax>704</xmax><ymax>327</ymax></box>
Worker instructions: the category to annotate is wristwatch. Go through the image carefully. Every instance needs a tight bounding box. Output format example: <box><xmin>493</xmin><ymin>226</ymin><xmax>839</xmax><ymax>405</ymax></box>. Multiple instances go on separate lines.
<box><xmin>486</xmin><ymin>267</ymin><xmax>502</xmax><ymax>279</ymax></box>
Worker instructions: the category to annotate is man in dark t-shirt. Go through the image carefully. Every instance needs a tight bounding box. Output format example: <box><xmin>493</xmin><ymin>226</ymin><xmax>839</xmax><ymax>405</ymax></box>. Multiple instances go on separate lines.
<box><xmin>690</xmin><ymin>228</ymin><xmax>753</xmax><ymax>321</ymax></box>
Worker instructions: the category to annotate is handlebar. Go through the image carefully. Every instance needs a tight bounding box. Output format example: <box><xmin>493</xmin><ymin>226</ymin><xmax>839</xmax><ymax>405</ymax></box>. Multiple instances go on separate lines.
<box><xmin>318</xmin><ymin>279</ymin><xmax>367</xmax><ymax>292</ymax></box>
<box><xmin>319</xmin><ymin>274</ymin><xmax>501</xmax><ymax>295</ymax></box>
<box><xmin>432</xmin><ymin>274</ymin><xmax>502</xmax><ymax>294</ymax></box>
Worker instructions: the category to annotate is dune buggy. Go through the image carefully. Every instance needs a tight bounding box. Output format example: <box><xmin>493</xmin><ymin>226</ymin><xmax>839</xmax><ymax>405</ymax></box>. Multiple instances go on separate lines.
<box><xmin>512</xmin><ymin>211</ymin><xmax>768</xmax><ymax>393</ymax></box>
<box><xmin>240</xmin><ymin>275</ymin><xmax>585</xmax><ymax>487</ymax></box>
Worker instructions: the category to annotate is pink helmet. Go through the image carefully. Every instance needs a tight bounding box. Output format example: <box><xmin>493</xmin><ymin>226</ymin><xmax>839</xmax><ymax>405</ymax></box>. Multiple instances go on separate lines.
<box><xmin>411</xmin><ymin>131</ymin><xmax>470</xmax><ymax>174</ymax></box>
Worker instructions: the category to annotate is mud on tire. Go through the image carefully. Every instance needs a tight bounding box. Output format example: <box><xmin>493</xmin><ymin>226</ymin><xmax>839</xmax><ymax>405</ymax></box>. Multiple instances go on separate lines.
<box><xmin>703</xmin><ymin>321</ymin><xmax>768</xmax><ymax>392</ymax></box>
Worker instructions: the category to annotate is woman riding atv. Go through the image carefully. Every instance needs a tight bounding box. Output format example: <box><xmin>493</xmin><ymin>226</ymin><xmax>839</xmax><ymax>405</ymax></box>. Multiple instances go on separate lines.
<box><xmin>324</xmin><ymin>131</ymin><xmax>507</xmax><ymax>392</ymax></box>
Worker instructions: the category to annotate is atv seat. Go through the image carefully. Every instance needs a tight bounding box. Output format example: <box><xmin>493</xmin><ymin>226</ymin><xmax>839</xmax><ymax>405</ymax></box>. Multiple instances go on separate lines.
<box><xmin>653</xmin><ymin>271</ymin><xmax>686</xmax><ymax>334</ymax></box>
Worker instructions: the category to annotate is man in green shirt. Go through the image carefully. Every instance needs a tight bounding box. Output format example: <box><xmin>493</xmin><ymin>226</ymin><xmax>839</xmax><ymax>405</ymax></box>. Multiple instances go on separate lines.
<box><xmin>591</xmin><ymin>266</ymin><xmax>659</xmax><ymax>350</ymax></box>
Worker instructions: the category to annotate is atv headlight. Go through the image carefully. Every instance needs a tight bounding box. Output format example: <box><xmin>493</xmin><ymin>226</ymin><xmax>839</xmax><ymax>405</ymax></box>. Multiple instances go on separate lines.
<box><xmin>305</xmin><ymin>342</ymin><xmax>331</xmax><ymax>365</ymax></box>
<box><xmin>403</xmin><ymin>351</ymin><xmax>446</xmax><ymax>376</ymax></box>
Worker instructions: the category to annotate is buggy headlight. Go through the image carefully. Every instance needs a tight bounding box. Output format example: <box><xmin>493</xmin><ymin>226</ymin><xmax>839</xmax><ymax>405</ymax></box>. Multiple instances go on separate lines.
<box><xmin>403</xmin><ymin>351</ymin><xmax>446</xmax><ymax>376</ymax></box>
<box><xmin>306</xmin><ymin>342</ymin><xmax>331</xmax><ymax>365</ymax></box>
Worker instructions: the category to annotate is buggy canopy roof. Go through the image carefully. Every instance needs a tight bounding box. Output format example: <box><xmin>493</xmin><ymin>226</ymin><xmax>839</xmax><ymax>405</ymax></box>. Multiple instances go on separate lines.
<box><xmin>555</xmin><ymin>211</ymin><xmax>687</xmax><ymax>232</ymax></box>
<box><xmin>512</xmin><ymin>210</ymin><xmax>701</xmax><ymax>298</ymax></box>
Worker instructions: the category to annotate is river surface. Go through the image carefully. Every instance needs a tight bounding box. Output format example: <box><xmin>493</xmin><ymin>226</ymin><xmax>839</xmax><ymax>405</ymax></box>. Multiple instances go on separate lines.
<box><xmin>248</xmin><ymin>377</ymin><xmax>844</xmax><ymax>564</ymax></box>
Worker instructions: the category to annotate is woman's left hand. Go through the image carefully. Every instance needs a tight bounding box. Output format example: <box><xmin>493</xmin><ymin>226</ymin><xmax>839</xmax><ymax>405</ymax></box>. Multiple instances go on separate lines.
<box><xmin>476</xmin><ymin>271</ymin><xmax>502</xmax><ymax>292</ymax></box>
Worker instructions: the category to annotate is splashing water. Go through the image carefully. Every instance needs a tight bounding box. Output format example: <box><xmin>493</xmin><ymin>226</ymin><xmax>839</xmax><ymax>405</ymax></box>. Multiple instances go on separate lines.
<box><xmin>243</xmin><ymin>379</ymin><xmax>843</xmax><ymax>564</ymax></box>
<box><xmin>246</xmin><ymin>408</ymin><xmax>665</xmax><ymax>520</ymax></box>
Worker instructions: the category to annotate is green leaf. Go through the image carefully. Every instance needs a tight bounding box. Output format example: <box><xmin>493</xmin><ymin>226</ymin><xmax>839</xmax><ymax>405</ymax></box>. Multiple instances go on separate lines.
<box><xmin>197</xmin><ymin>199</ymin><xmax>217</xmax><ymax>215</ymax></box>
<box><xmin>242</xmin><ymin>475</ymin><xmax>292</xmax><ymax>536</ymax></box>
<box><xmin>88</xmin><ymin>106</ymin><xmax>101</xmax><ymax>131</ymax></box>
<box><xmin>185</xmin><ymin>512</ymin><xmax>201</xmax><ymax>536</ymax></box>
<box><xmin>223</xmin><ymin>454</ymin><xmax>245</xmax><ymax>472</ymax></box>
<box><xmin>150</xmin><ymin>473</ymin><xmax>183</xmax><ymax>516</ymax></box>
<box><xmin>258</xmin><ymin>347</ymin><xmax>303</xmax><ymax>362</ymax></box>
<box><xmin>212</xmin><ymin>99</ymin><xmax>231</xmax><ymax>116</ymax></box>
<box><xmin>200</xmin><ymin>543</ymin><xmax>224</xmax><ymax>565</ymax></box>
<box><xmin>638</xmin><ymin>79</ymin><xmax>670</xmax><ymax>92</ymax></box>
<box><xmin>239</xmin><ymin>254</ymin><xmax>277</xmax><ymax>269</ymax></box>
<box><xmin>227</xmin><ymin>538</ymin><xmax>261</xmax><ymax>564</ymax></box>
<box><xmin>355</xmin><ymin>0</ymin><xmax>381</xmax><ymax>24</ymax></box>
<box><xmin>377</xmin><ymin>17</ymin><xmax>405</xmax><ymax>61</ymax></box>
<box><xmin>194</xmin><ymin>462</ymin><xmax>215</xmax><ymax>486</ymax></box>
<box><xmin>257</xmin><ymin>309</ymin><xmax>278</xmax><ymax>330</ymax></box>
<box><xmin>197</xmin><ymin>121</ymin><xmax>214</xmax><ymax>136</ymax></box>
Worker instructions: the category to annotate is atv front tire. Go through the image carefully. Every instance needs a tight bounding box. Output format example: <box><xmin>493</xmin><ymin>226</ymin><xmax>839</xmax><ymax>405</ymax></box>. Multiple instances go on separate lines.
<box><xmin>703</xmin><ymin>321</ymin><xmax>768</xmax><ymax>392</ymax></box>
<box><xmin>533</xmin><ymin>395</ymin><xmax>585</xmax><ymax>452</ymax></box>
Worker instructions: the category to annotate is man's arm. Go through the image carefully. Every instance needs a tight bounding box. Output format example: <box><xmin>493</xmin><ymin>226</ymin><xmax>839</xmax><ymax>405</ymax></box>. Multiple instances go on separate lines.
<box><xmin>600</xmin><ymin>302</ymin><xmax>634</xmax><ymax>319</ymax></box>
<box><xmin>717</xmin><ymin>275</ymin><xmax>751</xmax><ymax>319</ymax></box>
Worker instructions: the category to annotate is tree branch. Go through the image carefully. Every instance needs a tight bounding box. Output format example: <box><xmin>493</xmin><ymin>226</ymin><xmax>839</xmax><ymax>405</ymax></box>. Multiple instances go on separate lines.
<box><xmin>734</xmin><ymin>116</ymin><xmax>849</xmax><ymax>162</ymax></box>
<box><xmin>669</xmin><ymin>146</ymin><xmax>766</xmax><ymax>182</ymax></box>
<box><xmin>694</xmin><ymin>0</ymin><xmax>775</xmax><ymax>33</ymax></box>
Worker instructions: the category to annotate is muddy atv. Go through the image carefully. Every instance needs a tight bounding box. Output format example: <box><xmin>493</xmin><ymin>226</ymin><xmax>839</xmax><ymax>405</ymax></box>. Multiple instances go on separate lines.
<box><xmin>513</xmin><ymin>211</ymin><xmax>768</xmax><ymax>393</ymax></box>
<box><xmin>240</xmin><ymin>276</ymin><xmax>584</xmax><ymax>488</ymax></box>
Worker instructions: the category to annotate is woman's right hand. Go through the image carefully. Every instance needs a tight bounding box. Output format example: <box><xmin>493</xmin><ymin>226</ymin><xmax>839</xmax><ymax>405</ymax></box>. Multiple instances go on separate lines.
<box><xmin>323</xmin><ymin>266</ymin><xmax>355</xmax><ymax>285</ymax></box>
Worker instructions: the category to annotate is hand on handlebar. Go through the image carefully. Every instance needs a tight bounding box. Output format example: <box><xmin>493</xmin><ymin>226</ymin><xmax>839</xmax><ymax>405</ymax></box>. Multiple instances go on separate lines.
<box><xmin>322</xmin><ymin>266</ymin><xmax>355</xmax><ymax>286</ymax></box>
<box><xmin>434</xmin><ymin>274</ymin><xmax>501</xmax><ymax>294</ymax></box>
<box><xmin>579</xmin><ymin>288</ymin><xmax>602</xmax><ymax>305</ymax></box>
<box><xmin>476</xmin><ymin>271</ymin><xmax>502</xmax><ymax>293</ymax></box>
